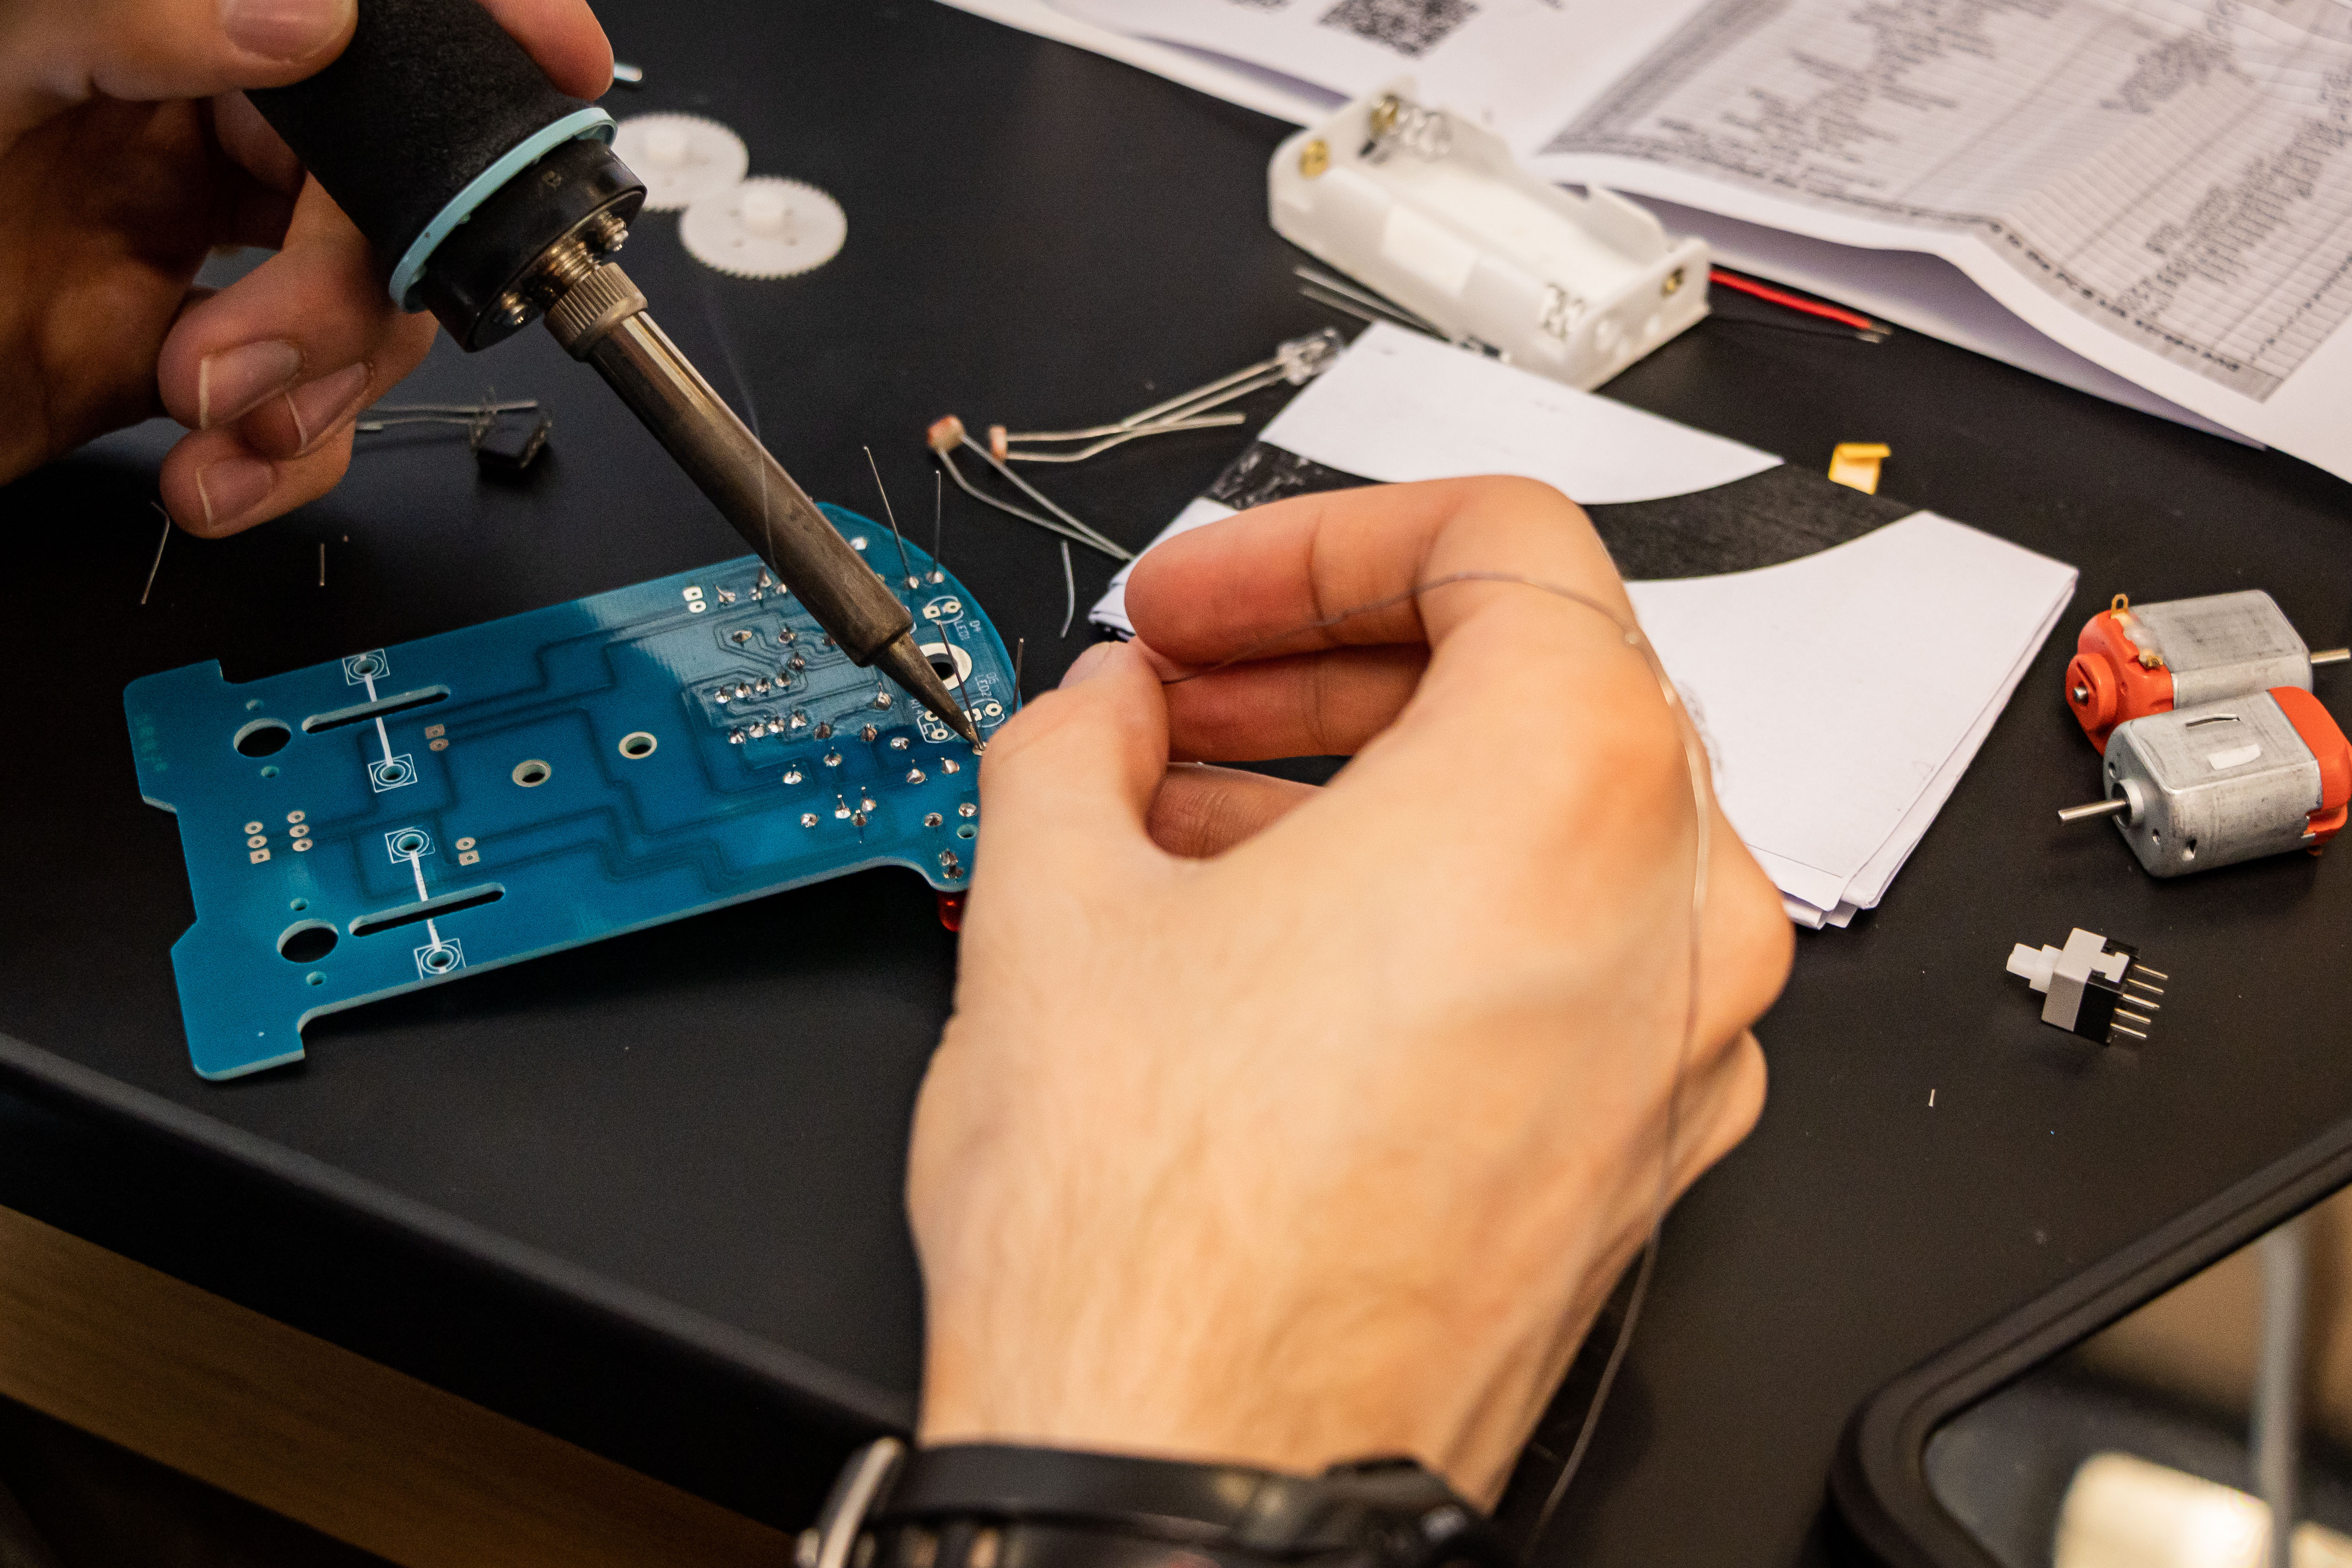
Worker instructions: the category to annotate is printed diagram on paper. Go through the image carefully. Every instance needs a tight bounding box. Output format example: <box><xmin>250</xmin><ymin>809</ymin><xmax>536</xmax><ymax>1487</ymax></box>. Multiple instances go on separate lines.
<box><xmin>1548</xmin><ymin>0</ymin><xmax>2352</xmax><ymax>402</ymax></box>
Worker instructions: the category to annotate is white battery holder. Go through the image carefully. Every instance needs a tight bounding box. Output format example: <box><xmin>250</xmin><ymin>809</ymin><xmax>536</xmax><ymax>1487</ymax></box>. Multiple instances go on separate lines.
<box><xmin>1269</xmin><ymin>80</ymin><xmax>1709</xmax><ymax>391</ymax></box>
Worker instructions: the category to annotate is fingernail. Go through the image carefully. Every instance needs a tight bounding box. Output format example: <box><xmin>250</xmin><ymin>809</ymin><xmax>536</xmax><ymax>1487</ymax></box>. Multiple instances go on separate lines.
<box><xmin>195</xmin><ymin>456</ymin><xmax>274</xmax><ymax>530</ymax></box>
<box><xmin>197</xmin><ymin>340</ymin><xmax>301</xmax><ymax>429</ymax></box>
<box><xmin>282</xmin><ymin>362</ymin><xmax>371</xmax><ymax>450</ymax></box>
<box><xmin>1060</xmin><ymin>643</ymin><xmax>1116</xmax><ymax>688</ymax></box>
<box><xmin>220</xmin><ymin>0</ymin><xmax>353</xmax><ymax>61</ymax></box>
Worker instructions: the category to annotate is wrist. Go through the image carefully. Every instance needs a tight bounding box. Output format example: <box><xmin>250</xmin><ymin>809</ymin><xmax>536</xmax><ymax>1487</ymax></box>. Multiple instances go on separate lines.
<box><xmin>916</xmin><ymin>1270</ymin><xmax>1610</xmax><ymax>1507</ymax></box>
<box><xmin>804</xmin><ymin>1439</ymin><xmax>1515</xmax><ymax>1568</ymax></box>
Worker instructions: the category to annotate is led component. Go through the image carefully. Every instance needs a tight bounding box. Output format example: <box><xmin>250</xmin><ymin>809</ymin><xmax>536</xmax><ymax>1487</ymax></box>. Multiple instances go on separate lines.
<box><xmin>1270</xmin><ymin>80</ymin><xmax>1708</xmax><ymax>390</ymax></box>
<box><xmin>2006</xmin><ymin>927</ymin><xmax>2164</xmax><ymax>1045</ymax></box>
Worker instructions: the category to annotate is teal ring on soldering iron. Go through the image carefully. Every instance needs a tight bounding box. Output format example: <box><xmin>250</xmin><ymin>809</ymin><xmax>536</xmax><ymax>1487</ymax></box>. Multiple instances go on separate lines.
<box><xmin>386</xmin><ymin>106</ymin><xmax>618</xmax><ymax>311</ymax></box>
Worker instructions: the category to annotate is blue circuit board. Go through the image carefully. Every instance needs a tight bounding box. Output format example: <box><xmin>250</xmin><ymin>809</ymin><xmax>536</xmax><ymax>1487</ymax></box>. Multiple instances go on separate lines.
<box><xmin>126</xmin><ymin>505</ymin><xmax>1014</xmax><ymax>1080</ymax></box>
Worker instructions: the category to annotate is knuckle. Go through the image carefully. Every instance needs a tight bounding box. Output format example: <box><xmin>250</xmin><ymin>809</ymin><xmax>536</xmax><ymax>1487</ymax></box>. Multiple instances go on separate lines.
<box><xmin>978</xmin><ymin>685</ymin><xmax>1107</xmax><ymax>781</ymax></box>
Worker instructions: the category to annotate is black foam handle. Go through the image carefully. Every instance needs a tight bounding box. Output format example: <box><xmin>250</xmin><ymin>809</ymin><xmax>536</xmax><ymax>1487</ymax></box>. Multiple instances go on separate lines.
<box><xmin>246</xmin><ymin>0</ymin><xmax>593</xmax><ymax>290</ymax></box>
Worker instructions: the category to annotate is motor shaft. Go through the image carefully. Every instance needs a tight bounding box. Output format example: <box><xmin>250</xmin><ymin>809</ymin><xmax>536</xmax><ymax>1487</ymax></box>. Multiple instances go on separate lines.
<box><xmin>544</xmin><ymin>260</ymin><xmax>978</xmax><ymax>746</ymax></box>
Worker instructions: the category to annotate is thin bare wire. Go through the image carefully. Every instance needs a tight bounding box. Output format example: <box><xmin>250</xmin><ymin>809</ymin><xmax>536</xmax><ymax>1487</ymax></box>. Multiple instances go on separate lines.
<box><xmin>1003</xmin><ymin>412</ymin><xmax>1246</xmax><ymax>465</ymax></box>
<box><xmin>356</xmin><ymin>414</ymin><xmax>498</xmax><ymax>433</ymax></box>
<box><xmin>865</xmin><ymin>446</ymin><xmax>919</xmax><ymax>590</ymax></box>
<box><xmin>931</xmin><ymin>473</ymin><xmax>947</xmax><ymax>584</ymax></box>
<box><xmin>361</xmin><ymin>399</ymin><xmax>539</xmax><ymax>416</ymax></box>
<box><xmin>1060</xmin><ymin>540</ymin><xmax>1077</xmax><ymax>638</ymax></box>
<box><xmin>1298</xmin><ymin>285</ymin><xmax>1420</xmax><ymax>336</ymax></box>
<box><xmin>933</xmin><ymin>444</ymin><xmax>1123</xmax><ymax>558</ymax></box>
<box><xmin>140</xmin><ymin>504</ymin><xmax>171</xmax><ymax>605</ymax></box>
<box><xmin>959</xmin><ymin>431</ymin><xmax>1129</xmax><ymax>558</ymax></box>
<box><xmin>1162</xmin><ymin>570</ymin><xmax>1709</xmax><ymax>1554</ymax></box>
<box><xmin>1013</xmin><ymin>636</ymin><xmax>1026</xmax><ymax>702</ymax></box>
<box><xmin>1292</xmin><ymin>265</ymin><xmax>1443</xmax><ymax>336</ymax></box>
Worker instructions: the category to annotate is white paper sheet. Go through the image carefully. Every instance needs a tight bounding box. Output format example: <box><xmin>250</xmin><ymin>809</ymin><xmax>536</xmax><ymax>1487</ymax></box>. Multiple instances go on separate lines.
<box><xmin>967</xmin><ymin>0</ymin><xmax>2352</xmax><ymax>475</ymax></box>
<box><xmin>1627</xmin><ymin>515</ymin><xmax>2076</xmax><ymax>919</ymax></box>
<box><xmin>1249</xmin><ymin>324</ymin><xmax>1782</xmax><ymax>501</ymax></box>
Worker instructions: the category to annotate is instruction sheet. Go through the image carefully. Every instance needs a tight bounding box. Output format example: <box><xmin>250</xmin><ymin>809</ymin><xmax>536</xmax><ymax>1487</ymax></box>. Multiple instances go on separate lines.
<box><xmin>956</xmin><ymin>0</ymin><xmax>2352</xmax><ymax>479</ymax></box>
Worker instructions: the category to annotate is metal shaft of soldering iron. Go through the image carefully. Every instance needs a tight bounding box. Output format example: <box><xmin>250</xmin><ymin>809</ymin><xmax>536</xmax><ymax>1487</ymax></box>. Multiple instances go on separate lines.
<box><xmin>545</xmin><ymin>263</ymin><xmax>979</xmax><ymax>746</ymax></box>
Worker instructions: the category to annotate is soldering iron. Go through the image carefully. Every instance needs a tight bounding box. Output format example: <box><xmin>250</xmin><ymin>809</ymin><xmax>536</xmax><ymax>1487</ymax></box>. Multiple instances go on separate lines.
<box><xmin>247</xmin><ymin>0</ymin><xmax>980</xmax><ymax>746</ymax></box>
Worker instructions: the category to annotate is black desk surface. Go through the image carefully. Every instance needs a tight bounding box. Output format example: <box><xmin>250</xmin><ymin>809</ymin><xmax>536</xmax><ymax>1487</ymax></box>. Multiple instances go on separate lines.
<box><xmin>5</xmin><ymin>4</ymin><xmax>2351</xmax><ymax>1562</ymax></box>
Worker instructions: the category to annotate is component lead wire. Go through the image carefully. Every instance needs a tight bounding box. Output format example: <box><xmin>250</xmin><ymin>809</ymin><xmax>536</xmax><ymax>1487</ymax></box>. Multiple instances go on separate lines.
<box><xmin>1000</xmin><ymin>412</ymin><xmax>1246</xmax><ymax>465</ymax></box>
<box><xmin>140</xmin><ymin>504</ymin><xmax>171</xmax><ymax>605</ymax></box>
<box><xmin>1292</xmin><ymin>265</ymin><xmax>1443</xmax><ymax>337</ymax></box>
<box><xmin>363</xmin><ymin>399</ymin><xmax>539</xmax><ymax>416</ymax></box>
<box><xmin>865</xmin><ymin>445</ymin><xmax>919</xmax><ymax>590</ymax></box>
<box><xmin>933</xmin><ymin>442</ymin><xmax>1127</xmax><ymax>559</ymax></box>
<box><xmin>930</xmin><ymin>473</ymin><xmax>947</xmax><ymax>585</ymax></box>
<box><xmin>1299</xmin><ymin>284</ymin><xmax>1424</xmax><ymax>337</ymax></box>
<box><xmin>1060</xmin><ymin>540</ymin><xmax>1076</xmax><ymax>638</ymax></box>
<box><xmin>961</xmin><ymin>434</ymin><xmax>1130</xmax><ymax>559</ymax></box>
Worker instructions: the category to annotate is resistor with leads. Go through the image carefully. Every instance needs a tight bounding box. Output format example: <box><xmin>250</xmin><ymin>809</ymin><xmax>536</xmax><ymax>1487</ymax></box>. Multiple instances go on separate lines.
<box><xmin>2059</xmin><ymin>686</ymin><xmax>2351</xmax><ymax>876</ymax></box>
<box><xmin>2066</xmin><ymin>590</ymin><xmax>2347</xmax><ymax>753</ymax></box>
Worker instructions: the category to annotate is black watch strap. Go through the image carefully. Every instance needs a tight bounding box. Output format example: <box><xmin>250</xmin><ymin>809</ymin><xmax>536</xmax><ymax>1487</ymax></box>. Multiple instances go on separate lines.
<box><xmin>799</xmin><ymin>1439</ymin><xmax>1515</xmax><ymax>1568</ymax></box>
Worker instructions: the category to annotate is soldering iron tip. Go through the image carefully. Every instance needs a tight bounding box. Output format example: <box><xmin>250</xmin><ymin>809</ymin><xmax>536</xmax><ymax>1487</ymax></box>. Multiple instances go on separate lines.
<box><xmin>873</xmin><ymin>632</ymin><xmax>980</xmax><ymax>747</ymax></box>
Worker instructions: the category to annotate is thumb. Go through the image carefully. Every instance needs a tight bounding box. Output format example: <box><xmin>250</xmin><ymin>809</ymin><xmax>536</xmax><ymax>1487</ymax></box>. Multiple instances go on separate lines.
<box><xmin>973</xmin><ymin>642</ymin><xmax>1173</xmax><ymax>892</ymax></box>
<box><xmin>6</xmin><ymin>0</ymin><xmax>354</xmax><ymax>140</ymax></box>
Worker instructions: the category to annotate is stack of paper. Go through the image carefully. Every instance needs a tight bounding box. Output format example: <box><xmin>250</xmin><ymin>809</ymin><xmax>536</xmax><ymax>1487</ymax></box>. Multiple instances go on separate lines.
<box><xmin>949</xmin><ymin>0</ymin><xmax>2352</xmax><ymax>478</ymax></box>
<box><xmin>1093</xmin><ymin>325</ymin><xmax>2078</xmax><ymax>927</ymax></box>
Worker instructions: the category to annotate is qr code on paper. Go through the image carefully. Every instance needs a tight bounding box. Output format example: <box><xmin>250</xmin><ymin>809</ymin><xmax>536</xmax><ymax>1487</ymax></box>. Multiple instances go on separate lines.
<box><xmin>1317</xmin><ymin>0</ymin><xmax>1478</xmax><ymax>55</ymax></box>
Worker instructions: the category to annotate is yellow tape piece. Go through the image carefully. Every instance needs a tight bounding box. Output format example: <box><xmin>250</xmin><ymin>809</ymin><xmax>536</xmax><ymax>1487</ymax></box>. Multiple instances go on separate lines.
<box><xmin>1827</xmin><ymin>442</ymin><xmax>1892</xmax><ymax>494</ymax></box>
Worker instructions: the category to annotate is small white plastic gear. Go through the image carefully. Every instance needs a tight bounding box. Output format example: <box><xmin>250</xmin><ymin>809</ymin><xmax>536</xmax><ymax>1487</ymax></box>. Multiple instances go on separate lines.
<box><xmin>612</xmin><ymin>113</ymin><xmax>748</xmax><ymax>212</ymax></box>
<box><xmin>680</xmin><ymin>178</ymin><xmax>847</xmax><ymax>280</ymax></box>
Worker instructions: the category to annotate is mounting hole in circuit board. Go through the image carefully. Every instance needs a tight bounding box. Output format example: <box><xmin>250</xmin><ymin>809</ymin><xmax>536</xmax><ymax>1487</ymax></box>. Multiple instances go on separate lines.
<box><xmin>234</xmin><ymin>719</ymin><xmax>292</xmax><ymax>757</ymax></box>
<box><xmin>618</xmin><ymin>732</ymin><xmax>658</xmax><ymax>759</ymax></box>
<box><xmin>919</xmin><ymin>641</ymin><xmax>974</xmax><ymax>683</ymax></box>
<box><xmin>512</xmin><ymin>759</ymin><xmax>552</xmax><ymax>787</ymax></box>
<box><xmin>278</xmin><ymin>921</ymin><xmax>338</xmax><ymax>963</ymax></box>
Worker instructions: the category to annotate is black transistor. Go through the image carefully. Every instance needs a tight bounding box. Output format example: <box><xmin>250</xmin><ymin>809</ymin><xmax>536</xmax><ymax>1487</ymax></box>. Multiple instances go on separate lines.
<box><xmin>472</xmin><ymin>410</ymin><xmax>553</xmax><ymax>475</ymax></box>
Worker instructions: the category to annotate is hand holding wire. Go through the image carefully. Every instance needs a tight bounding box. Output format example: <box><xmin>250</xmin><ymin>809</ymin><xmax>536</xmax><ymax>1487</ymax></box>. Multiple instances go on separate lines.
<box><xmin>908</xmin><ymin>476</ymin><xmax>1792</xmax><ymax>1513</ymax></box>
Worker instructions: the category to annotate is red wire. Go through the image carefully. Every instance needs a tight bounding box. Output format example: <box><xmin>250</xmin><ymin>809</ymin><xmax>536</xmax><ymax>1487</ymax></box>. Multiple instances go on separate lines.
<box><xmin>1707</xmin><ymin>267</ymin><xmax>1884</xmax><ymax>334</ymax></box>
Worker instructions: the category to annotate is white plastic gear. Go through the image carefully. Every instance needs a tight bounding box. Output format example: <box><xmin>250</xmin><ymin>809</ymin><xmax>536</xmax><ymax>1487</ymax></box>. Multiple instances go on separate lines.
<box><xmin>680</xmin><ymin>178</ymin><xmax>848</xmax><ymax>280</ymax></box>
<box><xmin>612</xmin><ymin>113</ymin><xmax>749</xmax><ymax>212</ymax></box>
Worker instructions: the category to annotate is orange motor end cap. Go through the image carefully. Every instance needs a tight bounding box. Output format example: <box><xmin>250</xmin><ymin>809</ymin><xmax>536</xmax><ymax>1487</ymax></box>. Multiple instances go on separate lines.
<box><xmin>2070</xmin><ymin>609</ymin><xmax>2173</xmax><ymax>753</ymax></box>
<box><xmin>2273</xmin><ymin>686</ymin><xmax>2352</xmax><ymax>846</ymax></box>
